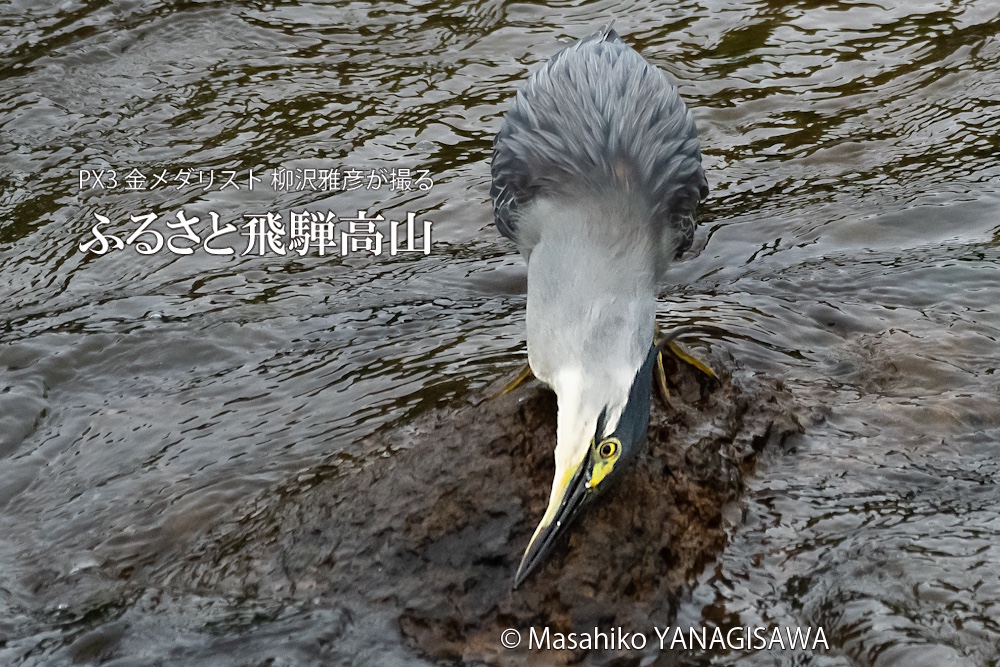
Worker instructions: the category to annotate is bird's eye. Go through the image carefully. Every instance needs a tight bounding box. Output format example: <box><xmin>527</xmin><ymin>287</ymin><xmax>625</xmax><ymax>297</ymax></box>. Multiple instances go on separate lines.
<box><xmin>598</xmin><ymin>439</ymin><xmax>619</xmax><ymax>459</ymax></box>
<box><xmin>588</xmin><ymin>438</ymin><xmax>623</xmax><ymax>489</ymax></box>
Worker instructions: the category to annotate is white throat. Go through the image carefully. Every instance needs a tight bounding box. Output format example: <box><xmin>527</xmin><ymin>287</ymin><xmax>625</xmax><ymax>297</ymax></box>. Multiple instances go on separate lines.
<box><xmin>519</xmin><ymin>195</ymin><xmax>664</xmax><ymax>493</ymax></box>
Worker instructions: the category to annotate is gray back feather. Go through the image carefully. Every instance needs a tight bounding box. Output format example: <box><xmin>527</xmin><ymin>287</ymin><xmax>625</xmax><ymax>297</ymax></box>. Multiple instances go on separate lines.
<box><xmin>490</xmin><ymin>26</ymin><xmax>708</xmax><ymax>256</ymax></box>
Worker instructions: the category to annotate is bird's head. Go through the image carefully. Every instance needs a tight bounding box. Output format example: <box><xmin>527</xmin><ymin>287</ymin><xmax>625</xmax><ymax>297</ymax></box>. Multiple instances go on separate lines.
<box><xmin>513</xmin><ymin>342</ymin><xmax>658</xmax><ymax>587</ymax></box>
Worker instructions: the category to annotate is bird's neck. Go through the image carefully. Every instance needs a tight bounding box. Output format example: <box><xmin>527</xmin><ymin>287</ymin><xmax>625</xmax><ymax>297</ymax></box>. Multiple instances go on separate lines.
<box><xmin>521</xmin><ymin>196</ymin><xmax>662</xmax><ymax>500</ymax></box>
<box><xmin>523</xmin><ymin>204</ymin><xmax>658</xmax><ymax>427</ymax></box>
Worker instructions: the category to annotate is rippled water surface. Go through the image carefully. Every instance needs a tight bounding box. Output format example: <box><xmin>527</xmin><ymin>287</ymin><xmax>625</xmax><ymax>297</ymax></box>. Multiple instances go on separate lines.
<box><xmin>1</xmin><ymin>0</ymin><xmax>998</xmax><ymax>665</ymax></box>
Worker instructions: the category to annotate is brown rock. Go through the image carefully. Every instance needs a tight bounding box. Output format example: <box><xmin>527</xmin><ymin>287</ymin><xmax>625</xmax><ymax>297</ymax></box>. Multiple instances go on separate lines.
<box><xmin>182</xmin><ymin>347</ymin><xmax>801</xmax><ymax>666</ymax></box>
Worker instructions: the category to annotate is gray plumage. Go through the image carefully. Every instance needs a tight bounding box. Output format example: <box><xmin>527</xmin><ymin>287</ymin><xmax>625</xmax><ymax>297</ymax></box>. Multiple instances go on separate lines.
<box><xmin>490</xmin><ymin>25</ymin><xmax>708</xmax><ymax>262</ymax></box>
<box><xmin>491</xmin><ymin>25</ymin><xmax>709</xmax><ymax>588</ymax></box>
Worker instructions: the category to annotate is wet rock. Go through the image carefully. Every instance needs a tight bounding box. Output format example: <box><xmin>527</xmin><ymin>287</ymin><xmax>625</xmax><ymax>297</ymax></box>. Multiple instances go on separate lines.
<box><xmin>181</xmin><ymin>348</ymin><xmax>801</xmax><ymax>666</ymax></box>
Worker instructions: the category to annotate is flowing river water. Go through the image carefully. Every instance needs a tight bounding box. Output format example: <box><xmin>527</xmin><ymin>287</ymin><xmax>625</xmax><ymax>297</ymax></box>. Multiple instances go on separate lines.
<box><xmin>1</xmin><ymin>0</ymin><xmax>998</xmax><ymax>665</ymax></box>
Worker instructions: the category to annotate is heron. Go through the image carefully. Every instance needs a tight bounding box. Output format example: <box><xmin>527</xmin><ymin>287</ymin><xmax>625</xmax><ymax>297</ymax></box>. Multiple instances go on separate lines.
<box><xmin>489</xmin><ymin>24</ymin><xmax>709</xmax><ymax>588</ymax></box>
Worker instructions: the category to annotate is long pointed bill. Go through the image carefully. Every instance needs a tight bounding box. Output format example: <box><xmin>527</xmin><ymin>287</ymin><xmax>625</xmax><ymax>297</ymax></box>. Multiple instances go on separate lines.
<box><xmin>513</xmin><ymin>458</ymin><xmax>591</xmax><ymax>588</ymax></box>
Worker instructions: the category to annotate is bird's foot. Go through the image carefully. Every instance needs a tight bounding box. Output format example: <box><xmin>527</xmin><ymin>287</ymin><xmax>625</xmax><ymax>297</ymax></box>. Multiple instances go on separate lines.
<box><xmin>665</xmin><ymin>339</ymin><xmax>718</xmax><ymax>380</ymax></box>
<box><xmin>654</xmin><ymin>328</ymin><xmax>719</xmax><ymax>404</ymax></box>
<box><xmin>492</xmin><ymin>362</ymin><xmax>534</xmax><ymax>398</ymax></box>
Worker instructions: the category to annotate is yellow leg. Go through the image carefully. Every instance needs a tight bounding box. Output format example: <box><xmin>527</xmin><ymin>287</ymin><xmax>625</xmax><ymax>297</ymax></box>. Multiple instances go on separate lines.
<box><xmin>655</xmin><ymin>349</ymin><xmax>671</xmax><ymax>403</ymax></box>
<box><xmin>666</xmin><ymin>339</ymin><xmax>718</xmax><ymax>380</ymax></box>
<box><xmin>653</xmin><ymin>325</ymin><xmax>719</xmax><ymax>404</ymax></box>
<box><xmin>497</xmin><ymin>362</ymin><xmax>533</xmax><ymax>396</ymax></box>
